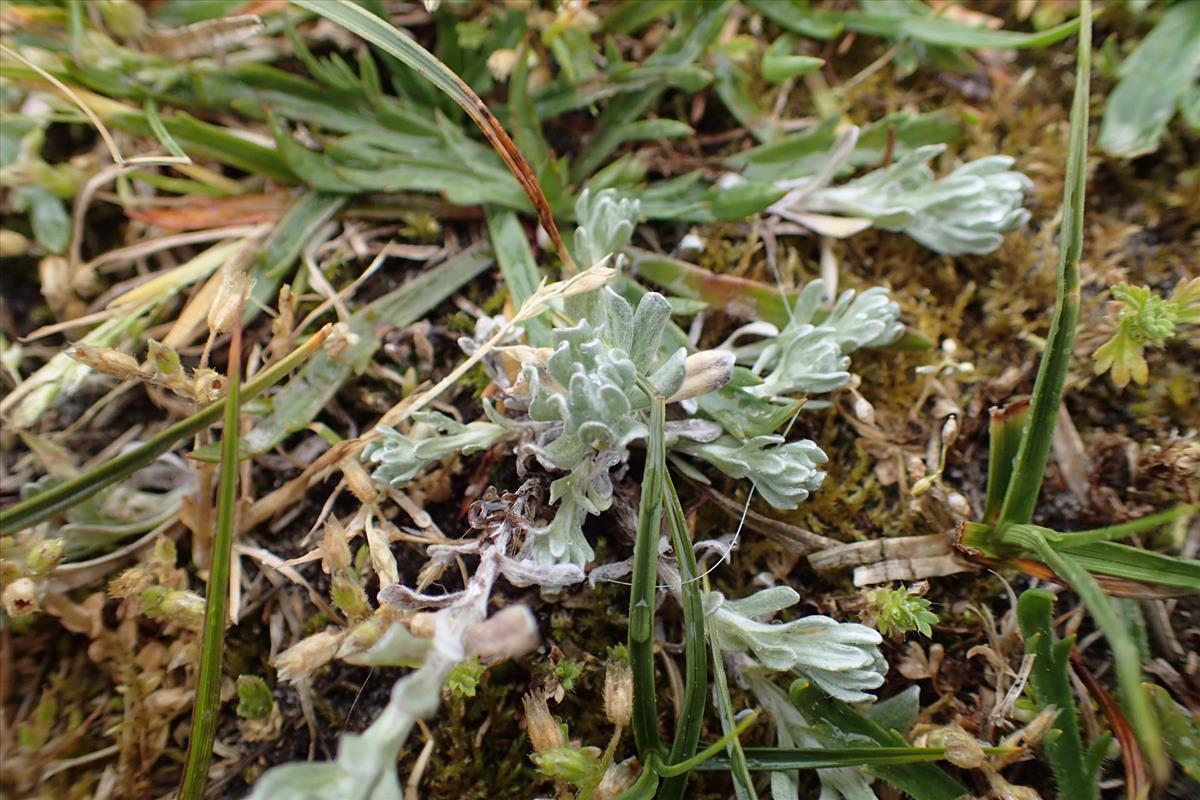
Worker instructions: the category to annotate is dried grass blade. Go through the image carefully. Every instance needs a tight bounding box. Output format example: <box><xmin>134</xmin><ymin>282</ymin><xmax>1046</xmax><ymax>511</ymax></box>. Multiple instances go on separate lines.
<box><xmin>0</xmin><ymin>326</ymin><xmax>330</xmax><ymax>535</ymax></box>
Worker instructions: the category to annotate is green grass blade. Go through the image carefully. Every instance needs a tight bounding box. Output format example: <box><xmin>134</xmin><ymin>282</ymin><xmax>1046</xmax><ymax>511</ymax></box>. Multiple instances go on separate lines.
<box><xmin>698</xmin><ymin>746</ymin><xmax>1006</xmax><ymax>771</ymax></box>
<box><xmin>603</xmin><ymin>0</ymin><xmax>684</xmax><ymax>35</ymax></box>
<box><xmin>106</xmin><ymin>110</ymin><xmax>297</xmax><ymax>184</ymax></box>
<box><xmin>1016</xmin><ymin>589</ymin><xmax>1101</xmax><ymax>800</ymax></box>
<box><xmin>1047</xmin><ymin>504</ymin><xmax>1196</xmax><ymax>547</ymax></box>
<box><xmin>1050</xmin><ymin>541</ymin><xmax>1200</xmax><ymax>593</ymax></box>
<box><xmin>247</xmin><ymin>192</ymin><xmax>347</xmax><ymax>322</ymax></box>
<box><xmin>1146</xmin><ymin>684</ymin><xmax>1200</xmax><ymax>781</ymax></box>
<box><xmin>0</xmin><ymin>327</ymin><xmax>330</xmax><ymax>535</ymax></box>
<box><xmin>1011</xmin><ymin>527</ymin><xmax>1168</xmax><ymax>783</ymax></box>
<box><xmin>655</xmin><ymin>710</ymin><xmax>761</xmax><ymax>777</ymax></box>
<box><xmin>704</xmin><ymin>577</ymin><xmax>757</xmax><ymax>800</ymax></box>
<box><xmin>629</xmin><ymin>394</ymin><xmax>667</xmax><ymax>757</ymax></box>
<box><xmin>747</xmin><ymin>0</ymin><xmax>1084</xmax><ymax>49</ymax></box>
<box><xmin>572</xmin><ymin>1</ymin><xmax>731</xmax><ymax>182</ymax></box>
<box><xmin>486</xmin><ymin>208</ymin><xmax>550</xmax><ymax>347</ymax></box>
<box><xmin>894</xmin><ymin>14</ymin><xmax>1083</xmax><ymax>50</ymax></box>
<box><xmin>997</xmin><ymin>3</ymin><xmax>1091</xmax><ymax>528</ymax></box>
<box><xmin>142</xmin><ymin>98</ymin><xmax>189</xmax><ymax>160</ymax></box>
<box><xmin>179</xmin><ymin>300</ymin><xmax>243</xmax><ymax>800</ymax></box>
<box><xmin>630</xmin><ymin>248</ymin><xmax>792</xmax><ymax>326</ymax></box>
<box><xmin>659</xmin><ymin>474</ymin><xmax>710</xmax><ymax>800</ymax></box>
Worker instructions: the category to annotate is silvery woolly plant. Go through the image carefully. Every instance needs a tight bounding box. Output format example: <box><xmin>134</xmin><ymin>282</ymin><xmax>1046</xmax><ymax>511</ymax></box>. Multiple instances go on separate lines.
<box><xmin>706</xmin><ymin>586</ymin><xmax>887</xmax><ymax>704</ymax></box>
<box><xmin>317</xmin><ymin>189</ymin><xmax>905</xmax><ymax>796</ymax></box>
<box><xmin>768</xmin><ymin>126</ymin><xmax>1032</xmax><ymax>256</ymax></box>
<box><xmin>368</xmin><ymin>192</ymin><xmax>907</xmax><ymax>583</ymax></box>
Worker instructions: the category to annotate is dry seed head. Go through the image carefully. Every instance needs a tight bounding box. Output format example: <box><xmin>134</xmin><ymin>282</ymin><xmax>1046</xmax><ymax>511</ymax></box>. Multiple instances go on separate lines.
<box><xmin>940</xmin><ymin>730</ymin><xmax>986</xmax><ymax>769</ymax></box>
<box><xmin>532</xmin><ymin>746</ymin><xmax>601</xmax><ymax>783</ymax></box>
<box><xmin>38</xmin><ymin>255</ymin><xmax>76</xmax><ymax>314</ymax></box>
<box><xmin>274</xmin><ymin>630</ymin><xmax>341</xmax><ymax>684</ymax></box>
<box><xmin>1002</xmin><ymin>705</ymin><xmax>1059</xmax><ymax>756</ymax></box>
<box><xmin>3</xmin><ymin>577</ymin><xmax>39</xmax><ymax>616</ymax></box>
<box><xmin>146</xmin><ymin>339</ymin><xmax>185</xmax><ymax>383</ymax></box>
<box><xmin>947</xmin><ymin>490</ymin><xmax>971</xmax><ymax>517</ymax></box>
<box><xmin>603</xmin><ymin>660</ymin><xmax>633</xmax><ymax>728</ymax></box>
<box><xmin>940</xmin><ymin>414</ymin><xmax>960</xmax><ymax>449</ymax></box>
<box><xmin>853</xmin><ymin>393</ymin><xmax>876</xmax><ymax>425</ymax></box>
<box><xmin>338</xmin><ymin>606</ymin><xmax>399</xmax><ymax>656</ymax></box>
<box><xmin>191</xmin><ymin>367</ymin><xmax>224</xmax><ymax>404</ymax></box>
<box><xmin>139</xmin><ymin>586</ymin><xmax>205</xmax><ymax>628</ymax></box>
<box><xmin>321</xmin><ymin>518</ymin><xmax>352</xmax><ymax>572</ymax></box>
<box><xmin>341</xmin><ymin>457</ymin><xmax>379</xmax><ymax>504</ymax></box>
<box><xmin>522</xmin><ymin>692</ymin><xmax>565</xmax><ymax>752</ymax></box>
<box><xmin>270</xmin><ymin>284</ymin><xmax>296</xmax><ymax>349</ymax></box>
<box><xmin>364</xmin><ymin>515</ymin><xmax>399</xmax><ymax>590</ymax></box>
<box><xmin>487</xmin><ymin>48</ymin><xmax>519</xmax><ymax>81</ymax></box>
<box><xmin>68</xmin><ymin>344</ymin><xmax>144</xmax><ymax>381</ymax></box>
<box><xmin>669</xmin><ymin>350</ymin><xmax>735</xmax><ymax>402</ymax></box>
<box><xmin>910</xmin><ymin>474</ymin><xmax>938</xmax><ymax>496</ymax></box>
<box><xmin>556</xmin><ymin>263</ymin><xmax>616</xmax><ymax>297</ymax></box>
<box><xmin>594</xmin><ymin>757</ymin><xmax>638</xmax><ymax>800</ymax></box>
<box><xmin>109</xmin><ymin>566</ymin><xmax>152</xmax><ymax>598</ymax></box>
<box><xmin>207</xmin><ymin>263</ymin><xmax>254</xmax><ymax>336</ymax></box>
<box><xmin>324</xmin><ymin>322</ymin><xmax>359</xmax><ymax>361</ymax></box>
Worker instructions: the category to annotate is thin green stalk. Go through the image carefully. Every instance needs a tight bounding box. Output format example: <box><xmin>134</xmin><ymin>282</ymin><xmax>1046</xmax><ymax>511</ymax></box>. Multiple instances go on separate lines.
<box><xmin>1035</xmin><ymin>504</ymin><xmax>1196</xmax><ymax>547</ymax></box>
<box><xmin>1007</xmin><ymin>526</ymin><xmax>1168</xmax><ymax>782</ymax></box>
<box><xmin>697</xmin><ymin>745</ymin><xmax>1015</xmax><ymax>771</ymax></box>
<box><xmin>0</xmin><ymin>326</ymin><xmax>330</xmax><ymax>535</ymax></box>
<box><xmin>654</xmin><ymin>710</ymin><xmax>761</xmax><ymax>777</ymax></box>
<box><xmin>629</xmin><ymin>394</ymin><xmax>667</xmax><ymax>757</ymax></box>
<box><xmin>179</xmin><ymin>312</ymin><xmax>243</xmax><ymax>799</ymax></box>
<box><xmin>705</xmin><ymin>572</ymin><xmax>758</xmax><ymax>800</ymax></box>
<box><xmin>997</xmin><ymin>1</ymin><xmax>1091</xmax><ymax>528</ymax></box>
<box><xmin>659</xmin><ymin>474</ymin><xmax>708</xmax><ymax>800</ymax></box>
